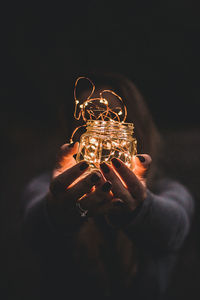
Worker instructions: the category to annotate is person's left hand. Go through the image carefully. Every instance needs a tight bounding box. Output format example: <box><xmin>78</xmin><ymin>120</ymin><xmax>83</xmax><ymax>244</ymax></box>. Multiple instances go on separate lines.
<box><xmin>99</xmin><ymin>155</ymin><xmax>152</xmax><ymax>227</ymax></box>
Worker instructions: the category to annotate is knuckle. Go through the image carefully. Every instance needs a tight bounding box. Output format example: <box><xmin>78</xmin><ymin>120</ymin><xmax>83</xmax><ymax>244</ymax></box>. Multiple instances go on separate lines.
<box><xmin>79</xmin><ymin>198</ymin><xmax>88</xmax><ymax>209</ymax></box>
<box><xmin>95</xmin><ymin>194</ymin><xmax>107</xmax><ymax>205</ymax></box>
<box><xmin>49</xmin><ymin>179</ymin><xmax>64</xmax><ymax>195</ymax></box>
<box><xmin>134</xmin><ymin>183</ymin><xmax>143</xmax><ymax>196</ymax></box>
<box><xmin>141</xmin><ymin>189</ymin><xmax>147</xmax><ymax>201</ymax></box>
<box><xmin>56</xmin><ymin>144</ymin><xmax>69</xmax><ymax>161</ymax></box>
<box><xmin>65</xmin><ymin>188</ymin><xmax>73</xmax><ymax>200</ymax></box>
<box><xmin>134</xmin><ymin>186</ymin><xmax>146</xmax><ymax>202</ymax></box>
<box><xmin>145</xmin><ymin>154</ymin><xmax>152</xmax><ymax>163</ymax></box>
<box><xmin>84</xmin><ymin>175</ymin><xmax>95</xmax><ymax>189</ymax></box>
<box><xmin>60</xmin><ymin>144</ymin><xmax>67</xmax><ymax>150</ymax></box>
<box><xmin>57</xmin><ymin>145</ymin><xmax>65</xmax><ymax>156</ymax></box>
<box><xmin>91</xmin><ymin>170</ymin><xmax>102</xmax><ymax>179</ymax></box>
<box><xmin>119</xmin><ymin>190</ymin><xmax>129</xmax><ymax>200</ymax></box>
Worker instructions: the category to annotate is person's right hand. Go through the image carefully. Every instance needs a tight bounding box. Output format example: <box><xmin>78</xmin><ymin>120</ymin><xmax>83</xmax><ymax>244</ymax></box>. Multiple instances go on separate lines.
<box><xmin>46</xmin><ymin>143</ymin><xmax>112</xmax><ymax>232</ymax></box>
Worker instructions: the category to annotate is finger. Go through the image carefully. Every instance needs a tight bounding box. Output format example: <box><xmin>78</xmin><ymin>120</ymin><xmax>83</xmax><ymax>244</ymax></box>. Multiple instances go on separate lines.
<box><xmin>131</xmin><ymin>154</ymin><xmax>152</xmax><ymax>180</ymax></box>
<box><xmin>108</xmin><ymin>198</ymin><xmax>131</xmax><ymax>215</ymax></box>
<box><xmin>53</xmin><ymin>142</ymin><xmax>79</xmax><ymax>178</ymax></box>
<box><xmin>79</xmin><ymin>181</ymin><xmax>112</xmax><ymax>215</ymax></box>
<box><xmin>67</xmin><ymin>171</ymin><xmax>103</xmax><ymax>200</ymax></box>
<box><xmin>100</xmin><ymin>162</ymin><xmax>131</xmax><ymax>203</ymax></box>
<box><xmin>50</xmin><ymin>160</ymin><xmax>89</xmax><ymax>195</ymax></box>
<box><xmin>55</xmin><ymin>142</ymin><xmax>79</xmax><ymax>169</ymax></box>
<box><xmin>105</xmin><ymin>198</ymin><xmax>134</xmax><ymax>228</ymax></box>
<box><xmin>111</xmin><ymin>158</ymin><xmax>146</xmax><ymax>202</ymax></box>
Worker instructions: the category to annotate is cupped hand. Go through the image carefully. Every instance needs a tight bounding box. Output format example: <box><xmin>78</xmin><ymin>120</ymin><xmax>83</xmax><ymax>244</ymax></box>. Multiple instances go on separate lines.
<box><xmin>47</xmin><ymin>142</ymin><xmax>151</xmax><ymax>231</ymax></box>
<box><xmin>99</xmin><ymin>155</ymin><xmax>152</xmax><ymax>227</ymax></box>
<box><xmin>46</xmin><ymin>143</ymin><xmax>112</xmax><ymax>231</ymax></box>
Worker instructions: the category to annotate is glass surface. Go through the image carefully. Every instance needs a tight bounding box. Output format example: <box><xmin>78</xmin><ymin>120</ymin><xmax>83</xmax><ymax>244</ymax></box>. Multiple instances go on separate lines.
<box><xmin>76</xmin><ymin>120</ymin><xmax>137</xmax><ymax>168</ymax></box>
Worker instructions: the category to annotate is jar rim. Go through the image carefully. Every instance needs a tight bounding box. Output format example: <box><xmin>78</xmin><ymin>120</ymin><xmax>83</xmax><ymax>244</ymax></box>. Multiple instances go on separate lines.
<box><xmin>86</xmin><ymin>120</ymin><xmax>134</xmax><ymax>128</ymax></box>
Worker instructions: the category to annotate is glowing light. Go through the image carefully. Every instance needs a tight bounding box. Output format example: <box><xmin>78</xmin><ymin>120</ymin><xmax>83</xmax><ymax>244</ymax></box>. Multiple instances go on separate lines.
<box><xmin>73</xmin><ymin>77</ymin><xmax>127</xmax><ymax>123</ymax></box>
<box><xmin>90</xmin><ymin>138</ymin><xmax>97</xmax><ymax>144</ymax></box>
<box><xmin>70</xmin><ymin>77</ymin><xmax>137</xmax><ymax>168</ymax></box>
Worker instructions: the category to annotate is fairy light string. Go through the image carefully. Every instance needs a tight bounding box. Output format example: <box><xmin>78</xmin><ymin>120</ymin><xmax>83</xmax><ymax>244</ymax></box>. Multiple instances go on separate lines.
<box><xmin>70</xmin><ymin>77</ymin><xmax>136</xmax><ymax>168</ymax></box>
<box><xmin>71</xmin><ymin>77</ymin><xmax>127</xmax><ymax>140</ymax></box>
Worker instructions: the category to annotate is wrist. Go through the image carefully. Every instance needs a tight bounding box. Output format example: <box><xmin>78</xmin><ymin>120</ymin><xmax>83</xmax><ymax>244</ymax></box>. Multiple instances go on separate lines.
<box><xmin>105</xmin><ymin>201</ymin><xmax>144</xmax><ymax>230</ymax></box>
<box><xmin>45</xmin><ymin>194</ymin><xmax>86</xmax><ymax>237</ymax></box>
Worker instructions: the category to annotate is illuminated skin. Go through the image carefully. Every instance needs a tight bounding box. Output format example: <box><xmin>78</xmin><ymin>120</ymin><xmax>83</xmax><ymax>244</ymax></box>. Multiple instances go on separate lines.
<box><xmin>47</xmin><ymin>142</ymin><xmax>151</xmax><ymax>230</ymax></box>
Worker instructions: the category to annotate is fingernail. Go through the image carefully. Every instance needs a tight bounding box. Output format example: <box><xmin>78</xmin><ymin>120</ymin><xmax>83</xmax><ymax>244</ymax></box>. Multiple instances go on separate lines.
<box><xmin>136</xmin><ymin>155</ymin><xmax>145</xmax><ymax>163</ymax></box>
<box><xmin>69</xmin><ymin>142</ymin><xmax>75</xmax><ymax>148</ymax></box>
<box><xmin>102</xmin><ymin>181</ymin><xmax>112</xmax><ymax>192</ymax></box>
<box><xmin>111</xmin><ymin>158</ymin><xmax>121</xmax><ymax>168</ymax></box>
<box><xmin>91</xmin><ymin>172</ymin><xmax>101</xmax><ymax>183</ymax></box>
<box><xmin>100</xmin><ymin>163</ymin><xmax>110</xmax><ymax>173</ymax></box>
<box><xmin>79</xmin><ymin>162</ymin><xmax>89</xmax><ymax>171</ymax></box>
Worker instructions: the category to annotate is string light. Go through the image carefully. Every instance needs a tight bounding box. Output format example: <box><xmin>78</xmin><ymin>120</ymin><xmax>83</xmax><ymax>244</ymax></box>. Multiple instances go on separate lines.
<box><xmin>73</xmin><ymin>77</ymin><xmax>127</xmax><ymax>123</ymax></box>
<box><xmin>70</xmin><ymin>77</ymin><xmax>137</xmax><ymax>168</ymax></box>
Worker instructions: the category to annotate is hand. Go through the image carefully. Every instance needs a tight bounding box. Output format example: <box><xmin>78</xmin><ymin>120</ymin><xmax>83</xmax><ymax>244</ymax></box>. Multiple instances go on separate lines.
<box><xmin>46</xmin><ymin>143</ymin><xmax>112</xmax><ymax>231</ymax></box>
<box><xmin>100</xmin><ymin>155</ymin><xmax>152</xmax><ymax>227</ymax></box>
<box><xmin>53</xmin><ymin>142</ymin><xmax>79</xmax><ymax>178</ymax></box>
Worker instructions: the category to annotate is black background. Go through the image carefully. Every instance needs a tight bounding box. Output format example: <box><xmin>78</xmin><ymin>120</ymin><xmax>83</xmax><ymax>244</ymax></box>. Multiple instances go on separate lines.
<box><xmin>1</xmin><ymin>1</ymin><xmax>200</xmax><ymax>299</ymax></box>
<box><xmin>2</xmin><ymin>1</ymin><xmax>200</xmax><ymax>130</ymax></box>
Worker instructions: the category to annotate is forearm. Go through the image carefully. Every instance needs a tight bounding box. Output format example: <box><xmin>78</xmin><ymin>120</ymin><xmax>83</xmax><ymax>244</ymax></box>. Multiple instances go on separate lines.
<box><xmin>23</xmin><ymin>195</ymin><xmax>78</xmax><ymax>255</ymax></box>
<box><xmin>22</xmin><ymin>174</ymin><xmax>78</xmax><ymax>253</ymax></box>
<box><xmin>123</xmin><ymin>181</ymin><xmax>194</xmax><ymax>254</ymax></box>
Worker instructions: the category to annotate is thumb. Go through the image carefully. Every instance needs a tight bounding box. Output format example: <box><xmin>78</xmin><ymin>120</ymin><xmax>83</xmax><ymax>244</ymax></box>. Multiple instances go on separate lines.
<box><xmin>54</xmin><ymin>142</ymin><xmax>79</xmax><ymax>177</ymax></box>
<box><xmin>57</xmin><ymin>142</ymin><xmax>79</xmax><ymax>161</ymax></box>
<box><xmin>131</xmin><ymin>154</ymin><xmax>152</xmax><ymax>182</ymax></box>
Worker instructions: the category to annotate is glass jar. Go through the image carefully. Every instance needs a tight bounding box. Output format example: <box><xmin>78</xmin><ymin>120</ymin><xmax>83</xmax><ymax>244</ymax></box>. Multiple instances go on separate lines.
<box><xmin>76</xmin><ymin>120</ymin><xmax>137</xmax><ymax>168</ymax></box>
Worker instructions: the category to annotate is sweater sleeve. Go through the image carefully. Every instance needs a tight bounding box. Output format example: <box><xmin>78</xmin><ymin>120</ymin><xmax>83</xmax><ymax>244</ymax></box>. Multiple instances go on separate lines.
<box><xmin>21</xmin><ymin>173</ymin><xmax>79</xmax><ymax>252</ymax></box>
<box><xmin>123</xmin><ymin>179</ymin><xmax>194</xmax><ymax>254</ymax></box>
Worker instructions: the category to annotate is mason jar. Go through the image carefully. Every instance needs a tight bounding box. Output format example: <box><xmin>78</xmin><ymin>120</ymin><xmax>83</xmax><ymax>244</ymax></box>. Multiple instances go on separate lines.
<box><xmin>76</xmin><ymin>120</ymin><xmax>137</xmax><ymax>168</ymax></box>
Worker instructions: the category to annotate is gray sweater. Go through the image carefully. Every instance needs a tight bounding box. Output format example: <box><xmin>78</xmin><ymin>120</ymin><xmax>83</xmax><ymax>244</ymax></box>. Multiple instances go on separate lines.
<box><xmin>22</xmin><ymin>174</ymin><xmax>194</xmax><ymax>300</ymax></box>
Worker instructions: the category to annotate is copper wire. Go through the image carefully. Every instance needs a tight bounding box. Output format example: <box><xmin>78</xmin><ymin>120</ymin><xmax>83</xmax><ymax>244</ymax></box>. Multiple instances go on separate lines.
<box><xmin>71</xmin><ymin>77</ymin><xmax>128</xmax><ymax>142</ymax></box>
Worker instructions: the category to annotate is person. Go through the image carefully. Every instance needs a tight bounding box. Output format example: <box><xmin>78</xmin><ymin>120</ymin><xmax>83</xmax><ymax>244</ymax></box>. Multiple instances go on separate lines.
<box><xmin>22</xmin><ymin>73</ymin><xmax>194</xmax><ymax>300</ymax></box>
